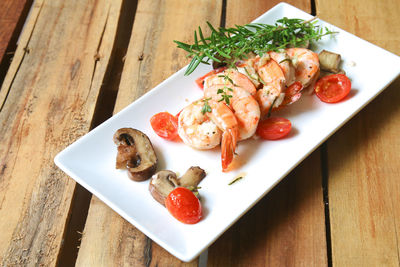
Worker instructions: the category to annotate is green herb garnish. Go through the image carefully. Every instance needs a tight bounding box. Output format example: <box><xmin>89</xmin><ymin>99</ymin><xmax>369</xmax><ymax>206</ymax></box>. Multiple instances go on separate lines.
<box><xmin>217</xmin><ymin>87</ymin><xmax>233</xmax><ymax>105</ymax></box>
<box><xmin>216</xmin><ymin>74</ymin><xmax>235</xmax><ymax>105</ymax></box>
<box><xmin>217</xmin><ymin>74</ymin><xmax>237</xmax><ymax>86</ymax></box>
<box><xmin>175</xmin><ymin>17</ymin><xmax>336</xmax><ymax>75</ymax></box>
<box><xmin>228</xmin><ymin>176</ymin><xmax>243</xmax><ymax>185</ymax></box>
<box><xmin>267</xmin><ymin>97</ymin><xmax>278</xmax><ymax>118</ymax></box>
<box><xmin>201</xmin><ymin>98</ymin><xmax>212</xmax><ymax>114</ymax></box>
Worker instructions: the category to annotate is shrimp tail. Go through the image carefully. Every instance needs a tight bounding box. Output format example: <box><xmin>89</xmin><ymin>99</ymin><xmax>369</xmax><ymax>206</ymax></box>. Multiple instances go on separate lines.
<box><xmin>221</xmin><ymin>128</ymin><xmax>237</xmax><ymax>172</ymax></box>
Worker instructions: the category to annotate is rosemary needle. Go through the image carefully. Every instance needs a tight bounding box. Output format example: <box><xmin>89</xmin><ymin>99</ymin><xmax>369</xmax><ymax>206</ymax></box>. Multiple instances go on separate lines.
<box><xmin>228</xmin><ymin>176</ymin><xmax>243</xmax><ymax>185</ymax></box>
<box><xmin>174</xmin><ymin>17</ymin><xmax>336</xmax><ymax>75</ymax></box>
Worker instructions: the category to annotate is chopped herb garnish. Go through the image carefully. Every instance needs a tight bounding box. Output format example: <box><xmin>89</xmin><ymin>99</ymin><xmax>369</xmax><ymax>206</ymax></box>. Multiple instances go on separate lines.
<box><xmin>218</xmin><ymin>74</ymin><xmax>237</xmax><ymax>86</ymax></box>
<box><xmin>175</xmin><ymin>17</ymin><xmax>337</xmax><ymax>75</ymax></box>
<box><xmin>267</xmin><ymin>97</ymin><xmax>278</xmax><ymax>118</ymax></box>
<box><xmin>201</xmin><ymin>98</ymin><xmax>212</xmax><ymax>114</ymax></box>
<box><xmin>216</xmin><ymin>74</ymin><xmax>235</xmax><ymax>105</ymax></box>
<box><xmin>217</xmin><ymin>86</ymin><xmax>233</xmax><ymax>105</ymax></box>
<box><xmin>228</xmin><ymin>176</ymin><xmax>243</xmax><ymax>185</ymax></box>
<box><xmin>279</xmin><ymin>58</ymin><xmax>291</xmax><ymax>64</ymax></box>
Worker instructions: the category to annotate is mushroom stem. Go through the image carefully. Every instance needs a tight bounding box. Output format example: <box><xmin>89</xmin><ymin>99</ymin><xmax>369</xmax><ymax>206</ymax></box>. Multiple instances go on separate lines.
<box><xmin>149</xmin><ymin>166</ymin><xmax>206</xmax><ymax>205</ymax></box>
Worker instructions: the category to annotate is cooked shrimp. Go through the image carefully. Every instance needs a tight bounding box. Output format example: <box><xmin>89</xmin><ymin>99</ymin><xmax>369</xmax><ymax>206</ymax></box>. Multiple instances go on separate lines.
<box><xmin>204</xmin><ymin>69</ymin><xmax>257</xmax><ymax>96</ymax></box>
<box><xmin>269</xmin><ymin>50</ymin><xmax>296</xmax><ymax>87</ymax></box>
<box><xmin>234</xmin><ymin>54</ymin><xmax>262</xmax><ymax>88</ymax></box>
<box><xmin>178</xmin><ymin>100</ymin><xmax>221</xmax><ymax>150</ymax></box>
<box><xmin>286</xmin><ymin>48</ymin><xmax>320</xmax><ymax>88</ymax></box>
<box><xmin>254</xmin><ymin>58</ymin><xmax>286</xmax><ymax>116</ymax></box>
<box><xmin>178</xmin><ymin>99</ymin><xmax>238</xmax><ymax>171</ymax></box>
<box><xmin>204</xmin><ymin>81</ymin><xmax>260</xmax><ymax>141</ymax></box>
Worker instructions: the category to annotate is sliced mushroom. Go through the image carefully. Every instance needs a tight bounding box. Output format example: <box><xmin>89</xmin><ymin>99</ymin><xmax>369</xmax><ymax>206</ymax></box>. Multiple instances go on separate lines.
<box><xmin>149</xmin><ymin>166</ymin><xmax>206</xmax><ymax>205</ymax></box>
<box><xmin>149</xmin><ymin>170</ymin><xmax>177</xmax><ymax>205</ymax></box>
<box><xmin>178</xmin><ymin>166</ymin><xmax>206</xmax><ymax>188</ymax></box>
<box><xmin>114</xmin><ymin>128</ymin><xmax>157</xmax><ymax>181</ymax></box>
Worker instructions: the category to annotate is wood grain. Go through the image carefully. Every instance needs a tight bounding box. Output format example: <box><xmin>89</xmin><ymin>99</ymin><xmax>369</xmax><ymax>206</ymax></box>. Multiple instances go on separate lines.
<box><xmin>0</xmin><ymin>0</ymin><xmax>123</xmax><ymax>265</ymax></box>
<box><xmin>76</xmin><ymin>0</ymin><xmax>222</xmax><ymax>266</ymax></box>
<box><xmin>316</xmin><ymin>0</ymin><xmax>400</xmax><ymax>266</ymax></box>
<box><xmin>207</xmin><ymin>1</ymin><xmax>328</xmax><ymax>266</ymax></box>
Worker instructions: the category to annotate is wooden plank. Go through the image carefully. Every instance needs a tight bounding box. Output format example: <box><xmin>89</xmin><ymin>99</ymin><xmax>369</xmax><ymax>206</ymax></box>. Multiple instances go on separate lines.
<box><xmin>76</xmin><ymin>0</ymin><xmax>222</xmax><ymax>265</ymax></box>
<box><xmin>207</xmin><ymin>1</ymin><xmax>328</xmax><ymax>266</ymax></box>
<box><xmin>0</xmin><ymin>0</ymin><xmax>123</xmax><ymax>265</ymax></box>
<box><xmin>0</xmin><ymin>0</ymin><xmax>29</xmax><ymax>62</ymax></box>
<box><xmin>315</xmin><ymin>0</ymin><xmax>400</xmax><ymax>266</ymax></box>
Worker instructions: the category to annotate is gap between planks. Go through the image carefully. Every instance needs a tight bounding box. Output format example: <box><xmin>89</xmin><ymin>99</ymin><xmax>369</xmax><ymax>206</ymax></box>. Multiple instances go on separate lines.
<box><xmin>55</xmin><ymin>1</ymin><xmax>138</xmax><ymax>266</ymax></box>
<box><xmin>311</xmin><ymin>0</ymin><xmax>334</xmax><ymax>264</ymax></box>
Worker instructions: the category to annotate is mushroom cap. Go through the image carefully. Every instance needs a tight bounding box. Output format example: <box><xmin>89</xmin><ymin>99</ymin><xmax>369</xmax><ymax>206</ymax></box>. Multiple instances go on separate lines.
<box><xmin>149</xmin><ymin>170</ymin><xmax>177</xmax><ymax>205</ymax></box>
<box><xmin>114</xmin><ymin>128</ymin><xmax>158</xmax><ymax>181</ymax></box>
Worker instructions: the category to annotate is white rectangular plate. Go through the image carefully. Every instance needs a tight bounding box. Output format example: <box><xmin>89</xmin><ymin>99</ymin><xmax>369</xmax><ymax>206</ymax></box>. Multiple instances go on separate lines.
<box><xmin>55</xmin><ymin>2</ymin><xmax>400</xmax><ymax>262</ymax></box>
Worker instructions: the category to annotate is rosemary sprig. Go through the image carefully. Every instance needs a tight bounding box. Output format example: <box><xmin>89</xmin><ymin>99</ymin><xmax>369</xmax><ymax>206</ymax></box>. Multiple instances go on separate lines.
<box><xmin>174</xmin><ymin>17</ymin><xmax>336</xmax><ymax>75</ymax></box>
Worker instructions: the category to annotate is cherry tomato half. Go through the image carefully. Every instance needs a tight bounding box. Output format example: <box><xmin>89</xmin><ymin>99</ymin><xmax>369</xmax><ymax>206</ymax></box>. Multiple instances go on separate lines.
<box><xmin>256</xmin><ymin>117</ymin><xmax>292</xmax><ymax>140</ymax></box>
<box><xmin>195</xmin><ymin>67</ymin><xmax>227</xmax><ymax>89</ymax></box>
<box><xmin>165</xmin><ymin>187</ymin><xmax>202</xmax><ymax>224</ymax></box>
<box><xmin>150</xmin><ymin>112</ymin><xmax>179</xmax><ymax>140</ymax></box>
<box><xmin>315</xmin><ymin>74</ymin><xmax>351</xmax><ymax>103</ymax></box>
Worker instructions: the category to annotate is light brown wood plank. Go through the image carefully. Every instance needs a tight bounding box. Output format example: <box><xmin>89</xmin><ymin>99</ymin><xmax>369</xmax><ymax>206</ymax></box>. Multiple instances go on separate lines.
<box><xmin>207</xmin><ymin>1</ymin><xmax>328</xmax><ymax>266</ymax></box>
<box><xmin>0</xmin><ymin>0</ymin><xmax>123</xmax><ymax>265</ymax></box>
<box><xmin>76</xmin><ymin>0</ymin><xmax>222</xmax><ymax>265</ymax></box>
<box><xmin>316</xmin><ymin>0</ymin><xmax>400</xmax><ymax>265</ymax></box>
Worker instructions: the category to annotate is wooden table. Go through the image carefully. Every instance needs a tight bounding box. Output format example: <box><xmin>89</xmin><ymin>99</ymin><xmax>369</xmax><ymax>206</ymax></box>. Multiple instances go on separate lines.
<box><xmin>1</xmin><ymin>0</ymin><xmax>399</xmax><ymax>266</ymax></box>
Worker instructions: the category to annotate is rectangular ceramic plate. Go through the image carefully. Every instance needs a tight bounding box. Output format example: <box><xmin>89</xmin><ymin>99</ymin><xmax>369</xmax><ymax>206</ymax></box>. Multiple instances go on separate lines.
<box><xmin>55</xmin><ymin>2</ymin><xmax>400</xmax><ymax>262</ymax></box>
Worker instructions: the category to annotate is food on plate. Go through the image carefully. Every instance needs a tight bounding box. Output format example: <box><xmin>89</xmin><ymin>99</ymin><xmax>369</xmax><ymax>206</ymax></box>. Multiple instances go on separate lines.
<box><xmin>174</xmin><ymin>17</ymin><xmax>335</xmax><ymax>75</ymax></box>
<box><xmin>286</xmin><ymin>48</ymin><xmax>320</xmax><ymax>88</ymax></box>
<box><xmin>203</xmin><ymin>70</ymin><xmax>260</xmax><ymax>140</ymax></box>
<box><xmin>256</xmin><ymin>117</ymin><xmax>292</xmax><ymax>140</ymax></box>
<box><xmin>150</xmin><ymin>112</ymin><xmax>179</xmax><ymax>141</ymax></box>
<box><xmin>149</xmin><ymin>166</ymin><xmax>206</xmax><ymax>205</ymax></box>
<box><xmin>177</xmin><ymin>46</ymin><xmax>320</xmax><ymax>170</ymax></box>
<box><xmin>315</xmin><ymin>73</ymin><xmax>351</xmax><ymax>103</ymax></box>
<box><xmin>148</xmin><ymin>18</ymin><xmax>351</xmax><ymax>171</ymax></box>
<box><xmin>195</xmin><ymin>67</ymin><xmax>227</xmax><ymax>89</ymax></box>
<box><xmin>280</xmin><ymin>81</ymin><xmax>303</xmax><ymax>107</ymax></box>
<box><xmin>228</xmin><ymin>175</ymin><xmax>244</xmax><ymax>185</ymax></box>
<box><xmin>177</xmin><ymin>100</ymin><xmax>238</xmax><ymax>171</ymax></box>
<box><xmin>165</xmin><ymin>187</ymin><xmax>202</xmax><ymax>224</ymax></box>
<box><xmin>113</xmin><ymin>128</ymin><xmax>157</xmax><ymax>181</ymax></box>
<box><xmin>318</xmin><ymin>50</ymin><xmax>342</xmax><ymax>74</ymax></box>
<box><xmin>149</xmin><ymin>166</ymin><xmax>206</xmax><ymax>224</ymax></box>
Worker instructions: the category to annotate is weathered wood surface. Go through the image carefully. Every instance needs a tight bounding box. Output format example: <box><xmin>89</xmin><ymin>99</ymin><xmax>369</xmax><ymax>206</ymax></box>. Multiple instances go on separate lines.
<box><xmin>76</xmin><ymin>0</ymin><xmax>222</xmax><ymax>266</ymax></box>
<box><xmin>316</xmin><ymin>0</ymin><xmax>400</xmax><ymax>266</ymax></box>
<box><xmin>1</xmin><ymin>0</ymin><xmax>400</xmax><ymax>265</ymax></box>
<box><xmin>0</xmin><ymin>0</ymin><xmax>123</xmax><ymax>265</ymax></box>
<box><xmin>207</xmin><ymin>1</ymin><xmax>328</xmax><ymax>266</ymax></box>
